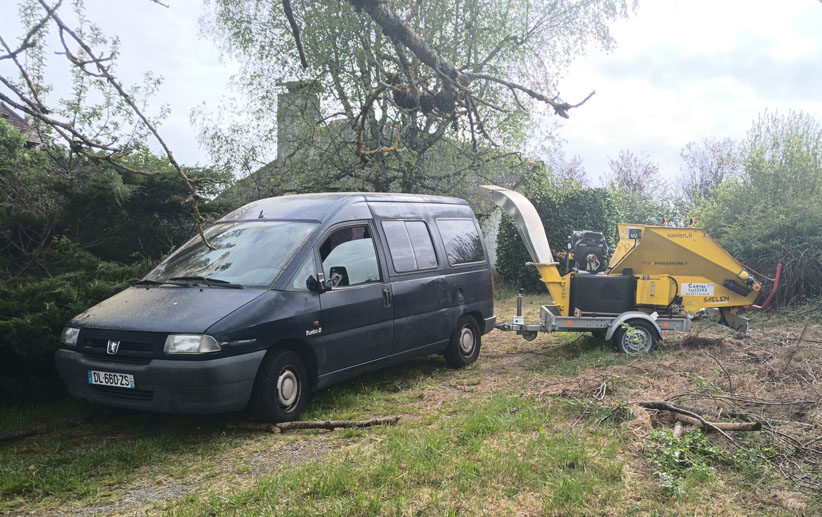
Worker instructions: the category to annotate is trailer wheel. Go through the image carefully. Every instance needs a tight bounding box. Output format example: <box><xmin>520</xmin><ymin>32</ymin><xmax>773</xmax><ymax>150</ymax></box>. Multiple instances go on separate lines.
<box><xmin>444</xmin><ymin>315</ymin><xmax>481</xmax><ymax>368</ymax></box>
<box><xmin>250</xmin><ymin>350</ymin><xmax>309</xmax><ymax>422</ymax></box>
<box><xmin>613</xmin><ymin>320</ymin><xmax>657</xmax><ymax>355</ymax></box>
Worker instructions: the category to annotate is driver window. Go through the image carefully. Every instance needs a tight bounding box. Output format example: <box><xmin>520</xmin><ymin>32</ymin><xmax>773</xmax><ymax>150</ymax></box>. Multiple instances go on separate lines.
<box><xmin>319</xmin><ymin>226</ymin><xmax>381</xmax><ymax>287</ymax></box>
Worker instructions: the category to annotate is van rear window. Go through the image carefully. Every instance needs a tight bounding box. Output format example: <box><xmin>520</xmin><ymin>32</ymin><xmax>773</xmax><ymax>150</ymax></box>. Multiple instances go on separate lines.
<box><xmin>382</xmin><ymin>220</ymin><xmax>438</xmax><ymax>272</ymax></box>
<box><xmin>435</xmin><ymin>218</ymin><xmax>485</xmax><ymax>265</ymax></box>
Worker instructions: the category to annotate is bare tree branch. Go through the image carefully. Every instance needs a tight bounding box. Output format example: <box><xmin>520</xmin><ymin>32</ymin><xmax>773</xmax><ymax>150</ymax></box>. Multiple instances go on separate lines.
<box><xmin>32</xmin><ymin>0</ymin><xmax>214</xmax><ymax>247</ymax></box>
<box><xmin>282</xmin><ymin>0</ymin><xmax>308</xmax><ymax>68</ymax></box>
<box><xmin>348</xmin><ymin>0</ymin><xmax>588</xmax><ymax>119</ymax></box>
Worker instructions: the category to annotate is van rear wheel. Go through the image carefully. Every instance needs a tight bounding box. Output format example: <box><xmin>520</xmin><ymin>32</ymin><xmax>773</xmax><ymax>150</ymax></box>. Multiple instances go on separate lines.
<box><xmin>444</xmin><ymin>315</ymin><xmax>481</xmax><ymax>368</ymax></box>
<box><xmin>250</xmin><ymin>350</ymin><xmax>309</xmax><ymax>422</ymax></box>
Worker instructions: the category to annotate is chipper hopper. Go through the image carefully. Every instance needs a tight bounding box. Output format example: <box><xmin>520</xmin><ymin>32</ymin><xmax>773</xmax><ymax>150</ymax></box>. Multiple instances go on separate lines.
<box><xmin>484</xmin><ymin>185</ymin><xmax>780</xmax><ymax>355</ymax></box>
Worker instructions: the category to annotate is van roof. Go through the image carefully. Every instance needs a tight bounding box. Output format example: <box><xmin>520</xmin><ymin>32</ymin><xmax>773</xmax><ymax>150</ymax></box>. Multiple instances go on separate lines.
<box><xmin>217</xmin><ymin>192</ymin><xmax>469</xmax><ymax>223</ymax></box>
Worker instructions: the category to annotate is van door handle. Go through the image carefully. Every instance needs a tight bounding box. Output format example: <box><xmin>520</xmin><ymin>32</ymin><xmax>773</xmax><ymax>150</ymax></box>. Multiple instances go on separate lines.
<box><xmin>382</xmin><ymin>287</ymin><xmax>391</xmax><ymax>308</ymax></box>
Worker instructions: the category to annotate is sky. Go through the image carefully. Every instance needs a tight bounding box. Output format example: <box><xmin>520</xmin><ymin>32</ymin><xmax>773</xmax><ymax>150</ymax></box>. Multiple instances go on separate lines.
<box><xmin>557</xmin><ymin>0</ymin><xmax>822</xmax><ymax>182</ymax></box>
<box><xmin>2</xmin><ymin>0</ymin><xmax>822</xmax><ymax>182</ymax></box>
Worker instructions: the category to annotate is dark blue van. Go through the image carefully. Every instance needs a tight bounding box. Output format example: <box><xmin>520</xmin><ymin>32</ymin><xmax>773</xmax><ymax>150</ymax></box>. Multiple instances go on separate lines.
<box><xmin>55</xmin><ymin>193</ymin><xmax>495</xmax><ymax>421</ymax></box>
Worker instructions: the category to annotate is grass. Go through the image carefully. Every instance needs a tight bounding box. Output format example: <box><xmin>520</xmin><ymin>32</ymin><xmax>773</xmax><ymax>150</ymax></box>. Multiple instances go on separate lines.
<box><xmin>528</xmin><ymin>333</ymin><xmax>646</xmax><ymax>376</ymax></box>
<box><xmin>747</xmin><ymin>297</ymin><xmax>822</xmax><ymax>326</ymax></box>
<box><xmin>0</xmin><ymin>411</ymin><xmax>233</xmax><ymax>508</ymax></box>
<box><xmin>0</xmin><ymin>289</ymin><xmax>813</xmax><ymax>515</ymax></box>
<box><xmin>301</xmin><ymin>356</ymin><xmax>448</xmax><ymax>421</ymax></box>
<box><xmin>166</xmin><ymin>393</ymin><xmax>625</xmax><ymax>516</ymax></box>
<box><xmin>0</xmin><ymin>398</ymin><xmax>89</xmax><ymax>436</ymax></box>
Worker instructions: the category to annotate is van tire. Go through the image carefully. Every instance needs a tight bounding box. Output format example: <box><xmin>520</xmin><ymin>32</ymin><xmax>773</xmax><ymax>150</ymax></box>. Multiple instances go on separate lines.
<box><xmin>444</xmin><ymin>315</ymin><xmax>481</xmax><ymax>368</ymax></box>
<box><xmin>613</xmin><ymin>320</ymin><xmax>658</xmax><ymax>356</ymax></box>
<box><xmin>250</xmin><ymin>350</ymin><xmax>309</xmax><ymax>422</ymax></box>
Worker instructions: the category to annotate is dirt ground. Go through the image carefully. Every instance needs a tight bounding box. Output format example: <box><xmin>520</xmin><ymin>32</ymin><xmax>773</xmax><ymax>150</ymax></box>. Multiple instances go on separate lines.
<box><xmin>10</xmin><ymin>304</ymin><xmax>822</xmax><ymax>515</ymax></box>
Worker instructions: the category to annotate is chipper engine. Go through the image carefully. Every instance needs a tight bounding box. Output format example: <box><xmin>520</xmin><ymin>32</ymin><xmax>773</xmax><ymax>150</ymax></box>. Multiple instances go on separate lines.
<box><xmin>484</xmin><ymin>185</ymin><xmax>780</xmax><ymax>355</ymax></box>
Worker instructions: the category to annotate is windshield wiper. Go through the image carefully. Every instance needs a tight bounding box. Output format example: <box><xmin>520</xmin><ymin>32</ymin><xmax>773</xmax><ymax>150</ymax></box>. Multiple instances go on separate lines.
<box><xmin>135</xmin><ymin>278</ymin><xmax>190</xmax><ymax>287</ymax></box>
<box><xmin>168</xmin><ymin>276</ymin><xmax>244</xmax><ymax>289</ymax></box>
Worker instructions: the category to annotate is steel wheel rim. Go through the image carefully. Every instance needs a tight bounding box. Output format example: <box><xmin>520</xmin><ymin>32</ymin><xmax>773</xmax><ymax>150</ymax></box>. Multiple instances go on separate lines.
<box><xmin>458</xmin><ymin>326</ymin><xmax>475</xmax><ymax>355</ymax></box>
<box><xmin>622</xmin><ymin>327</ymin><xmax>652</xmax><ymax>355</ymax></box>
<box><xmin>276</xmin><ymin>367</ymin><xmax>300</xmax><ymax>410</ymax></box>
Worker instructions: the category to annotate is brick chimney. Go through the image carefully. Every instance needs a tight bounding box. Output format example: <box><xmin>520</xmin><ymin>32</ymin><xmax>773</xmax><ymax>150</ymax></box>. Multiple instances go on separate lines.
<box><xmin>276</xmin><ymin>80</ymin><xmax>322</xmax><ymax>163</ymax></box>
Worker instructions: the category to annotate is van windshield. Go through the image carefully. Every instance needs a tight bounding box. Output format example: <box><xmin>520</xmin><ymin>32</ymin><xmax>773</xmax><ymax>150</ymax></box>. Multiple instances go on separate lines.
<box><xmin>145</xmin><ymin>221</ymin><xmax>318</xmax><ymax>287</ymax></box>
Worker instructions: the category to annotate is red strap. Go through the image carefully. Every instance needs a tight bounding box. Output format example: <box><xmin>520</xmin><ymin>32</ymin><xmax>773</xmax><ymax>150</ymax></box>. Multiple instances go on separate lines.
<box><xmin>745</xmin><ymin>263</ymin><xmax>782</xmax><ymax>310</ymax></box>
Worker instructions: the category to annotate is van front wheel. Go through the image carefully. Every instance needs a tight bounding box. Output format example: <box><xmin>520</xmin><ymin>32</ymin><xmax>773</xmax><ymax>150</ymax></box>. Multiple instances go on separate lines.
<box><xmin>251</xmin><ymin>350</ymin><xmax>309</xmax><ymax>422</ymax></box>
<box><xmin>444</xmin><ymin>315</ymin><xmax>481</xmax><ymax>368</ymax></box>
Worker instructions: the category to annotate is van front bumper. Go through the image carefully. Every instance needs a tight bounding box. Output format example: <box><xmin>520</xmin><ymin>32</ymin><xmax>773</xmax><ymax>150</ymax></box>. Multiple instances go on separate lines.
<box><xmin>54</xmin><ymin>349</ymin><xmax>266</xmax><ymax>414</ymax></box>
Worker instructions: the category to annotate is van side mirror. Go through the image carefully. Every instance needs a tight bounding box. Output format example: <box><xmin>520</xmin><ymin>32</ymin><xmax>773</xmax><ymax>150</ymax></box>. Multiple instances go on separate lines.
<box><xmin>328</xmin><ymin>266</ymin><xmax>349</xmax><ymax>288</ymax></box>
<box><xmin>306</xmin><ymin>275</ymin><xmax>326</xmax><ymax>293</ymax></box>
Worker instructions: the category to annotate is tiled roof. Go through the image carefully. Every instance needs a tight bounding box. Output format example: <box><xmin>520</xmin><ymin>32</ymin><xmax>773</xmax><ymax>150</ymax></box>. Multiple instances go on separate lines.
<box><xmin>0</xmin><ymin>101</ymin><xmax>41</xmax><ymax>145</ymax></box>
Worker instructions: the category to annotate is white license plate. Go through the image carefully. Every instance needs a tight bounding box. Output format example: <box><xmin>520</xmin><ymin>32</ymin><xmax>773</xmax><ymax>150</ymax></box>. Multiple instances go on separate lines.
<box><xmin>88</xmin><ymin>370</ymin><xmax>135</xmax><ymax>389</ymax></box>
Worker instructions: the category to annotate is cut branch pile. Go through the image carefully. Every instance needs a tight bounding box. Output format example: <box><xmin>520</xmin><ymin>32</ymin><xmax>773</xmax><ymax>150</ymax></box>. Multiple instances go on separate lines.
<box><xmin>539</xmin><ymin>321</ymin><xmax>822</xmax><ymax>492</ymax></box>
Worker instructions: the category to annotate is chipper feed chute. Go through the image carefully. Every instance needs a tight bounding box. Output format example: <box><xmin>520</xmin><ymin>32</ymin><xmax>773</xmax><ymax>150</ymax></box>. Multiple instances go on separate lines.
<box><xmin>481</xmin><ymin>185</ymin><xmax>569</xmax><ymax>314</ymax></box>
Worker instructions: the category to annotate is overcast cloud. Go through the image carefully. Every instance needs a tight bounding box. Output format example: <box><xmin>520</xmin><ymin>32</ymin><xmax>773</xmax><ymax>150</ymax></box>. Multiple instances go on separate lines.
<box><xmin>557</xmin><ymin>0</ymin><xmax>822</xmax><ymax>183</ymax></box>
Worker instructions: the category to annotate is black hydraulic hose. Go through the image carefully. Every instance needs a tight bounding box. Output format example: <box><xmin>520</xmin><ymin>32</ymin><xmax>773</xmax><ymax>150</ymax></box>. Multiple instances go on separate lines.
<box><xmin>663</xmin><ymin>275</ymin><xmax>679</xmax><ymax>315</ymax></box>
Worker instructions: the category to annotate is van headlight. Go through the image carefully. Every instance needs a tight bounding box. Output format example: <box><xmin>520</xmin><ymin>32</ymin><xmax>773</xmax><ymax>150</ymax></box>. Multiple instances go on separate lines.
<box><xmin>163</xmin><ymin>334</ymin><xmax>221</xmax><ymax>354</ymax></box>
<box><xmin>60</xmin><ymin>326</ymin><xmax>80</xmax><ymax>346</ymax></box>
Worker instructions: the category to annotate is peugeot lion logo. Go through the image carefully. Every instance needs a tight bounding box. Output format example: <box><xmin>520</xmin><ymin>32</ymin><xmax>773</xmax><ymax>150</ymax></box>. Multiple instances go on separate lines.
<box><xmin>106</xmin><ymin>340</ymin><xmax>120</xmax><ymax>355</ymax></box>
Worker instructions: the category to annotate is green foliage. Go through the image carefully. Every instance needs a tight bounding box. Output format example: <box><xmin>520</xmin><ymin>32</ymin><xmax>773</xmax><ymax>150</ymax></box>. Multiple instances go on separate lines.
<box><xmin>496</xmin><ymin>174</ymin><xmax>617</xmax><ymax>292</ymax></box>
<box><xmin>199</xmin><ymin>0</ymin><xmax>634</xmax><ymax>192</ymax></box>
<box><xmin>0</xmin><ymin>239</ymin><xmax>154</xmax><ymax>393</ymax></box>
<box><xmin>0</xmin><ymin>122</ymin><xmax>233</xmax><ymax>392</ymax></box>
<box><xmin>693</xmin><ymin>111</ymin><xmax>822</xmax><ymax>305</ymax></box>
<box><xmin>646</xmin><ymin>429</ymin><xmax>772</xmax><ymax>498</ymax></box>
<box><xmin>609</xmin><ymin>188</ymin><xmax>687</xmax><ymax>226</ymax></box>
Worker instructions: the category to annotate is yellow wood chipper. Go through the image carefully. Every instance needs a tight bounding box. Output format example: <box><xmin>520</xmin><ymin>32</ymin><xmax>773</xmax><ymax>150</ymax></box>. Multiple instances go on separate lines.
<box><xmin>484</xmin><ymin>185</ymin><xmax>781</xmax><ymax>355</ymax></box>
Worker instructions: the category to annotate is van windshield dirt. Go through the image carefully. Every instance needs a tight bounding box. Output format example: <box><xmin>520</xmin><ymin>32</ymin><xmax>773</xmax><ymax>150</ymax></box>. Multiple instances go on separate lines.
<box><xmin>145</xmin><ymin>221</ymin><xmax>318</xmax><ymax>287</ymax></box>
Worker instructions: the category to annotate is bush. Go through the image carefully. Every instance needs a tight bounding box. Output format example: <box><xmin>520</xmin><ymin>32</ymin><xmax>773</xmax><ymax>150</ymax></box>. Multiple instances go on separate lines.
<box><xmin>0</xmin><ymin>122</ymin><xmax>234</xmax><ymax>397</ymax></box>
<box><xmin>0</xmin><ymin>239</ymin><xmax>154</xmax><ymax>402</ymax></box>
<box><xmin>694</xmin><ymin>111</ymin><xmax>822</xmax><ymax>305</ymax></box>
<box><xmin>495</xmin><ymin>176</ymin><xmax>617</xmax><ymax>292</ymax></box>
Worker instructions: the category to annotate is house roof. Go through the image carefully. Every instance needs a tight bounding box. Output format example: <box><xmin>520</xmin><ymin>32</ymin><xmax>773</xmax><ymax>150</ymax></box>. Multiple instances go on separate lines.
<box><xmin>0</xmin><ymin>102</ymin><xmax>41</xmax><ymax>145</ymax></box>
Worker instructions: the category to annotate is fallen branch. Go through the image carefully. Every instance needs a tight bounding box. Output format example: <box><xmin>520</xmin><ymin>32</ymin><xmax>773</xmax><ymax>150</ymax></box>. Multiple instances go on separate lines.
<box><xmin>227</xmin><ymin>416</ymin><xmax>400</xmax><ymax>433</ymax></box>
<box><xmin>636</xmin><ymin>401</ymin><xmax>740</xmax><ymax>448</ymax></box>
<box><xmin>277</xmin><ymin>416</ymin><xmax>400</xmax><ymax>431</ymax></box>
<box><xmin>676</xmin><ymin>414</ymin><xmax>761</xmax><ymax>432</ymax></box>
<box><xmin>669</xmin><ymin>392</ymin><xmax>819</xmax><ymax>407</ymax></box>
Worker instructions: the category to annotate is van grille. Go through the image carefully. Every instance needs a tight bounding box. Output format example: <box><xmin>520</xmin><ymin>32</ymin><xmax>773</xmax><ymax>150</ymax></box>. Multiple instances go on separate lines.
<box><xmin>78</xmin><ymin>330</ymin><xmax>165</xmax><ymax>364</ymax></box>
<box><xmin>93</xmin><ymin>385</ymin><xmax>154</xmax><ymax>401</ymax></box>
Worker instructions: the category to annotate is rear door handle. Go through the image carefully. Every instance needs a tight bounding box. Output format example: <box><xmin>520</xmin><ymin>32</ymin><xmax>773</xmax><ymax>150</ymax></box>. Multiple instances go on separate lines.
<box><xmin>382</xmin><ymin>287</ymin><xmax>391</xmax><ymax>307</ymax></box>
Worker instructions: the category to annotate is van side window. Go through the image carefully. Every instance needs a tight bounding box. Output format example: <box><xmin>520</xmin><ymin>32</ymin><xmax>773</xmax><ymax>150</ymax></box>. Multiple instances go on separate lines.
<box><xmin>435</xmin><ymin>218</ymin><xmax>485</xmax><ymax>265</ymax></box>
<box><xmin>289</xmin><ymin>255</ymin><xmax>316</xmax><ymax>291</ymax></box>
<box><xmin>382</xmin><ymin>220</ymin><xmax>438</xmax><ymax>272</ymax></box>
<box><xmin>319</xmin><ymin>226</ymin><xmax>381</xmax><ymax>287</ymax></box>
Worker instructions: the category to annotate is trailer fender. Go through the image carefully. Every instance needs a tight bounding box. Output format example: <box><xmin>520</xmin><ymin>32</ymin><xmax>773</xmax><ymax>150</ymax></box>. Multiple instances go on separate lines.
<box><xmin>605</xmin><ymin>312</ymin><xmax>663</xmax><ymax>341</ymax></box>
